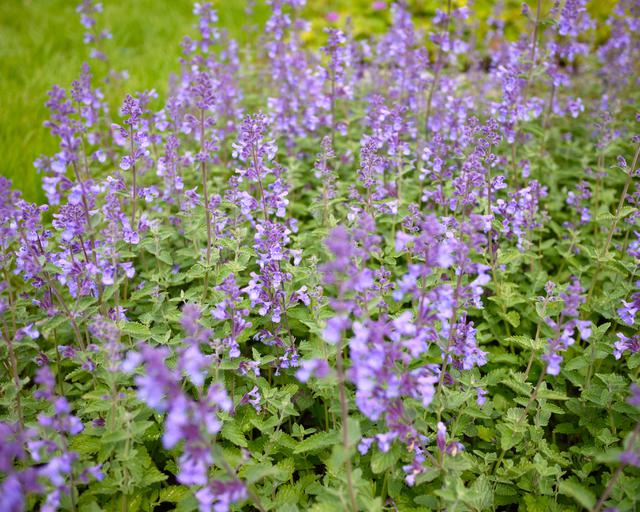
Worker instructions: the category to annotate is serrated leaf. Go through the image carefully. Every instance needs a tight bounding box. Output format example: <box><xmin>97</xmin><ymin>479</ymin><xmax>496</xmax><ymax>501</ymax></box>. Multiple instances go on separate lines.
<box><xmin>505</xmin><ymin>335</ymin><xmax>543</xmax><ymax>351</ymax></box>
<box><xmin>186</xmin><ymin>263</ymin><xmax>206</xmax><ymax>279</ymax></box>
<box><xmin>222</xmin><ymin>422</ymin><xmax>248</xmax><ymax>447</ymax></box>
<box><xmin>466</xmin><ymin>475</ymin><xmax>493</xmax><ymax>510</ymax></box>
<box><xmin>596</xmin><ymin>211</ymin><xmax>616</xmax><ymax>222</ymax></box>
<box><xmin>241</xmin><ymin>462</ymin><xmax>288</xmax><ymax>484</ymax></box>
<box><xmin>346</xmin><ymin>418</ymin><xmax>361</xmax><ymax>448</ymax></box>
<box><xmin>618</xmin><ymin>205</ymin><xmax>637</xmax><ymax>219</ymax></box>
<box><xmin>505</xmin><ymin>310</ymin><xmax>520</xmax><ymax>328</ymax></box>
<box><xmin>293</xmin><ymin>431</ymin><xmax>340</xmax><ymax>454</ymax></box>
<box><xmin>629</xmin><ymin>352</ymin><xmax>640</xmax><ymax>369</ymax></box>
<box><xmin>503</xmin><ymin>372</ymin><xmax>533</xmax><ymax>396</ymax></box>
<box><xmin>69</xmin><ymin>434</ymin><xmax>101</xmax><ymax>455</ymax></box>
<box><xmin>218</xmin><ymin>260</ymin><xmax>247</xmax><ymax>278</ymax></box>
<box><xmin>121</xmin><ymin>322</ymin><xmax>152</xmax><ymax>340</ymax></box>
<box><xmin>497</xmin><ymin>248</ymin><xmax>523</xmax><ymax>265</ymax></box>
<box><xmin>159</xmin><ymin>486</ymin><xmax>189</xmax><ymax>503</ymax></box>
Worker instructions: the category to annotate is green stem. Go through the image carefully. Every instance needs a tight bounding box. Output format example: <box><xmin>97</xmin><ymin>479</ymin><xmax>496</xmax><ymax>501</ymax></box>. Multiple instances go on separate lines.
<box><xmin>586</xmin><ymin>143</ymin><xmax>640</xmax><ymax>306</ymax></box>
<box><xmin>200</xmin><ymin>109</ymin><xmax>213</xmax><ymax>299</ymax></box>
<box><xmin>435</xmin><ymin>267</ymin><xmax>465</xmax><ymax>423</ymax></box>
<box><xmin>130</xmin><ymin>125</ymin><xmax>137</xmax><ymax>229</ymax></box>
<box><xmin>1</xmin><ymin>320</ymin><xmax>23</xmax><ymax>428</ymax></box>
<box><xmin>513</xmin><ymin>0</ymin><xmax>543</xmax><ymax>178</ymax></box>
<box><xmin>335</xmin><ymin>334</ymin><xmax>358</xmax><ymax>511</ymax></box>
<box><xmin>19</xmin><ymin>233</ymin><xmax>85</xmax><ymax>348</ymax></box>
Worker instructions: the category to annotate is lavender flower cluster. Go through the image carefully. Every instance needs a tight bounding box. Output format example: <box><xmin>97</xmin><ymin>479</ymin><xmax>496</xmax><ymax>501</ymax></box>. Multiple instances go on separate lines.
<box><xmin>1</xmin><ymin>1</ymin><xmax>640</xmax><ymax>511</ymax></box>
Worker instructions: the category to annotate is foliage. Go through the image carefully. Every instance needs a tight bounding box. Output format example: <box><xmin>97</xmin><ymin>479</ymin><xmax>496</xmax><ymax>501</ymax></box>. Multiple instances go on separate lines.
<box><xmin>1</xmin><ymin>1</ymin><xmax>640</xmax><ymax>511</ymax></box>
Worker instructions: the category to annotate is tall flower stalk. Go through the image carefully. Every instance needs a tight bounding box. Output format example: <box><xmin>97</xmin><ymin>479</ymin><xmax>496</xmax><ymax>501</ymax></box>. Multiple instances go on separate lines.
<box><xmin>190</xmin><ymin>72</ymin><xmax>217</xmax><ymax>297</ymax></box>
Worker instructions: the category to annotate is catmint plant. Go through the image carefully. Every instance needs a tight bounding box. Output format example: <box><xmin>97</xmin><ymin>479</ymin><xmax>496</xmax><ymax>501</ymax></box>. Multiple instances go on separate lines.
<box><xmin>2</xmin><ymin>1</ymin><xmax>640</xmax><ymax>510</ymax></box>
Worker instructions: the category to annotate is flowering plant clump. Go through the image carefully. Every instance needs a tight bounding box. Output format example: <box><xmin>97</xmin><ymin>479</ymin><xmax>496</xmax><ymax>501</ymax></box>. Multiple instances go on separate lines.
<box><xmin>2</xmin><ymin>1</ymin><xmax>640</xmax><ymax>511</ymax></box>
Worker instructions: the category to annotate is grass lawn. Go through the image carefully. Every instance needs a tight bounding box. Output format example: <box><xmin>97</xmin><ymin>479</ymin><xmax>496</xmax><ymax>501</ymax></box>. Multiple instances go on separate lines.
<box><xmin>0</xmin><ymin>0</ymin><xmax>262</xmax><ymax>201</ymax></box>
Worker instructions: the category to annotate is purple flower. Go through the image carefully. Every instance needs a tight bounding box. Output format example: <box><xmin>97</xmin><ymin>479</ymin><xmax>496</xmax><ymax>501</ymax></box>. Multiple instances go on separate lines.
<box><xmin>358</xmin><ymin>437</ymin><xmax>374</xmax><ymax>455</ymax></box>
<box><xmin>542</xmin><ymin>351</ymin><xmax>563</xmax><ymax>376</ymax></box>
<box><xmin>16</xmin><ymin>323</ymin><xmax>40</xmax><ymax>341</ymax></box>
<box><xmin>295</xmin><ymin>358</ymin><xmax>330</xmax><ymax>382</ymax></box>
<box><xmin>449</xmin><ymin>315</ymin><xmax>487</xmax><ymax>371</ymax></box>
<box><xmin>323</xmin><ymin>316</ymin><xmax>350</xmax><ymax>345</ymax></box>
<box><xmin>212</xmin><ymin>274</ymin><xmax>252</xmax><ymax>358</ymax></box>
<box><xmin>181</xmin><ymin>303</ymin><xmax>203</xmax><ymax>334</ymax></box>
<box><xmin>176</xmin><ymin>443</ymin><xmax>212</xmax><ymax>486</ymax></box>
<box><xmin>239</xmin><ymin>386</ymin><xmax>262</xmax><ymax>413</ymax></box>
<box><xmin>566</xmin><ymin>181</ymin><xmax>591</xmax><ymax>225</ymax></box>
<box><xmin>436</xmin><ymin>422</ymin><xmax>447</xmax><ymax>452</ymax></box>
<box><xmin>476</xmin><ymin>387</ymin><xmax>488</xmax><ymax>406</ymax></box>
<box><xmin>614</xmin><ymin>333</ymin><xmax>640</xmax><ymax>360</ymax></box>
<box><xmin>375</xmin><ymin>432</ymin><xmax>397</xmax><ymax>453</ymax></box>
<box><xmin>629</xmin><ymin>384</ymin><xmax>640</xmax><ymax>408</ymax></box>
<box><xmin>618</xmin><ymin>295</ymin><xmax>639</xmax><ymax>326</ymax></box>
<box><xmin>492</xmin><ymin>181</ymin><xmax>547</xmax><ymax>251</ymax></box>
<box><xmin>446</xmin><ymin>441</ymin><xmax>464</xmax><ymax>456</ymax></box>
<box><xmin>238</xmin><ymin>360</ymin><xmax>260</xmax><ymax>377</ymax></box>
<box><xmin>232</xmin><ymin>113</ymin><xmax>276</xmax><ymax>172</ymax></box>
<box><xmin>195</xmin><ymin>479</ymin><xmax>247</xmax><ymax>512</ymax></box>
<box><xmin>126</xmin><ymin>343</ymin><xmax>234</xmax><ymax>488</ymax></box>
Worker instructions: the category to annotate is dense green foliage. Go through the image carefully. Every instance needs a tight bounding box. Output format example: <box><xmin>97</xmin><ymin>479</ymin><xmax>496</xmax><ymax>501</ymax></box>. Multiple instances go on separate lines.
<box><xmin>1</xmin><ymin>1</ymin><xmax>639</xmax><ymax>512</ymax></box>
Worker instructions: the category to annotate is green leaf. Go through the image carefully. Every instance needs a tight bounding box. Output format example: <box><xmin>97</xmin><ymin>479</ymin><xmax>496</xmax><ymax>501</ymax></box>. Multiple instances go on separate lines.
<box><xmin>629</xmin><ymin>351</ymin><xmax>640</xmax><ymax>369</ymax></box>
<box><xmin>596</xmin><ymin>211</ymin><xmax>616</xmax><ymax>222</ymax></box>
<box><xmin>293</xmin><ymin>431</ymin><xmax>340</xmax><ymax>454</ymax></box>
<box><xmin>497</xmin><ymin>424</ymin><xmax>522</xmax><ymax>451</ymax></box>
<box><xmin>537</xmin><ymin>388</ymin><xmax>569</xmax><ymax>400</ymax></box>
<box><xmin>505</xmin><ymin>310</ymin><xmax>520</xmax><ymax>328</ymax></box>
<box><xmin>186</xmin><ymin>263</ymin><xmax>206</xmax><ymax>279</ymax></box>
<box><xmin>124</xmin><ymin>446</ymin><xmax>168</xmax><ymax>488</ymax></box>
<box><xmin>558</xmin><ymin>479</ymin><xmax>595</xmax><ymax>510</ymax></box>
<box><xmin>101</xmin><ymin>430</ymin><xmax>130</xmax><ymax>444</ymax></box>
<box><xmin>159</xmin><ymin>486</ymin><xmax>189</xmax><ymax>503</ymax></box>
<box><xmin>466</xmin><ymin>475</ymin><xmax>493</xmax><ymax>510</ymax></box>
<box><xmin>121</xmin><ymin>322</ymin><xmax>152</xmax><ymax>340</ymax></box>
<box><xmin>503</xmin><ymin>372</ymin><xmax>533</xmax><ymax>396</ymax></box>
<box><xmin>536</xmin><ymin>299</ymin><xmax>564</xmax><ymax>319</ymax></box>
<box><xmin>221</xmin><ymin>422</ymin><xmax>248</xmax><ymax>448</ymax></box>
<box><xmin>241</xmin><ymin>462</ymin><xmax>289</xmax><ymax>484</ymax></box>
<box><xmin>554</xmin><ymin>423</ymin><xmax>579</xmax><ymax>434</ymax></box>
<box><xmin>346</xmin><ymin>418</ymin><xmax>361</xmax><ymax>448</ymax></box>
<box><xmin>218</xmin><ymin>260</ymin><xmax>247</xmax><ymax>278</ymax></box>
<box><xmin>564</xmin><ymin>356</ymin><xmax>589</xmax><ymax>371</ymax></box>
<box><xmin>158</xmin><ymin>250</ymin><xmax>174</xmax><ymax>265</ymax></box>
<box><xmin>69</xmin><ymin>434</ymin><xmax>101</xmax><ymax>455</ymax></box>
<box><xmin>617</xmin><ymin>205</ymin><xmax>637</xmax><ymax>219</ymax></box>
<box><xmin>497</xmin><ymin>248</ymin><xmax>523</xmax><ymax>265</ymax></box>
<box><xmin>505</xmin><ymin>335</ymin><xmax>544</xmax><ymax>351</ymax></box>
<box><xmin>370</xmin><ymin>445</ymin><xmax>400</xmax><ymax>474</ymax></box>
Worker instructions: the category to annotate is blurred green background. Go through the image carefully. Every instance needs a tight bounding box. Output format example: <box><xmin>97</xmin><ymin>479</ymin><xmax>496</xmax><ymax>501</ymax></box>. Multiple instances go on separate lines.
<box><xmin>0</xmin><ymin>0</ymin><xmax>612</xmax><ymax>202</ymax></box>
